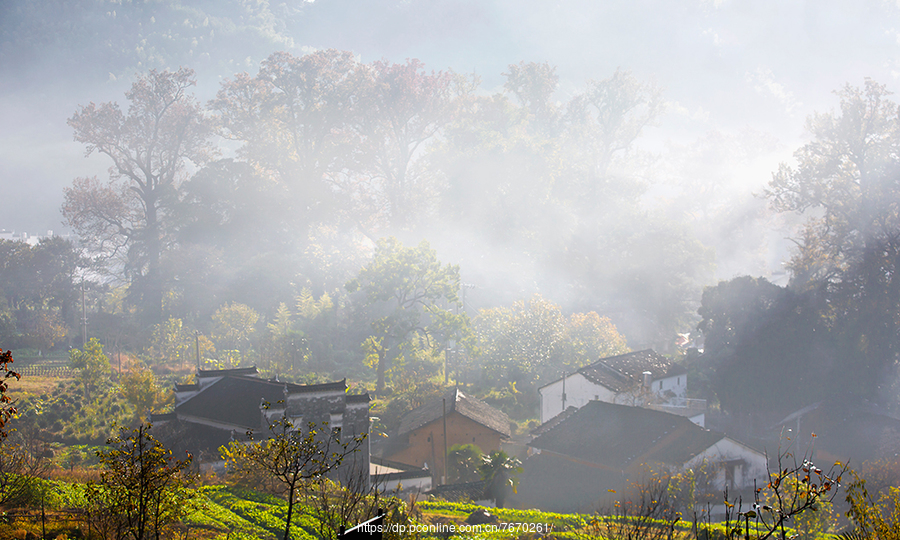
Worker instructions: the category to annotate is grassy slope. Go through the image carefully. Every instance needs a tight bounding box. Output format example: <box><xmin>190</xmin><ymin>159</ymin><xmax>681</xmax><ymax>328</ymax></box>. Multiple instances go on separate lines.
<box><xmin>0</xmin><ymin>477</ymin><xmax>828</xmax><ymax>540</ymax></box>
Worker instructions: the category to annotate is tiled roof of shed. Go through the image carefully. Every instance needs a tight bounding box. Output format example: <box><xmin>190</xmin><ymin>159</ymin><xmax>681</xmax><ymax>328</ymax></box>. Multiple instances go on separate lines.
<box><xmin>347</xmin><ymin>393</ymin><xmax>371</xmax><ymax>404</ymax></box>
<box><xmin>398</xmin><ymin>388</ymin><xmax>511</xmax><ymax>438</ymax></box>
<box><xmin>426</xmin><ymin>480</ymin><xmax>487</xmax><ymax>502</ymax></box>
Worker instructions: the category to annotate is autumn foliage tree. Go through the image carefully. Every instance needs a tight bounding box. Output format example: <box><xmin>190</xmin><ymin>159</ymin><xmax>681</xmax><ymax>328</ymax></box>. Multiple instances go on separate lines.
<box><xmin>0</xmin><ymin>350</ymin><xmax>19</xmax><ymax>440</ymax></box>
<box><xmin>0</xmin><ymin>238</ymin><xmax>80</xmax><ymax>349</ymax></box>
<box><xmin>210</xmin><ymin>50</ymin><xmax>367</xmax><ymax>237</ymax></box>
<box><xmin>211</xmin><ymin>50</ymin><xmax>459</xmax><ymax>236</ymax></box>
<box><xmin>353</xmin><ymin>58</ymin><xmax>456</xmax><ymax>231</ymax></box>
<box><xmin>474</xmin><ymin>294</ymin><xmax>629</xmax><ymax>390</ymax></box>
<box><xmin>69</xmin><ymin>337</ymin><xmax>112</xmax><ymax>401</ymax></box>
<box><xmin>64</xmin><ymin>67</ymin><xmax>213</xmax><ymax>325</ymax></box>
<box><xmin>503</xmin><ymin>61</ymin><xmax>561</xmax><ymax>135</ymax></box>
<box><xmin>121</xmin><ymin>367</ymin><xmax>170</xmax><ymax>421</ymax></box>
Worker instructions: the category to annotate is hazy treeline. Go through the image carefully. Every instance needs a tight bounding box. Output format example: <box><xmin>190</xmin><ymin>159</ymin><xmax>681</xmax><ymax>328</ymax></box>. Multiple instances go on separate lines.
<box><xmin>4</xmin><ymin>11</ymin><xmax>900</xmax><ymax>427</ymax></box>
<box><xmin>6</xmin><ymin>47</ymin><xmax>677</xmax><ymax>398</ymax></box>
<box><xmin>8</xmin><ymin>48</ymin><xmax>900</xmax><ymax>425</ymax></box>
<box><xmin>695</xmin><ymin>81</ymin><xmax>900</xmax><ymax>426</ymax></box>
<box><xmin>46</xmin><ymin>51</ymin><xmax>709</xmax><ymax>379</ymax></box>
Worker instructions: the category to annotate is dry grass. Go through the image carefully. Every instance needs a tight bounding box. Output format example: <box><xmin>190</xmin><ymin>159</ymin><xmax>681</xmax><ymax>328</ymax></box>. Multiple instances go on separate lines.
<box><xmin>0</xmin><ymin>510</ymin><xmax>86</xmax><ymax>540</ymax></box>
<box><xmin>45</xmin><ymin>467</ymin><xmax>101</xmax><ymax>483</ymax></box>
<box><xmin>6</xmin><ymin>375</ymin><xmax>73</xmax><ymax>400</ymax></box>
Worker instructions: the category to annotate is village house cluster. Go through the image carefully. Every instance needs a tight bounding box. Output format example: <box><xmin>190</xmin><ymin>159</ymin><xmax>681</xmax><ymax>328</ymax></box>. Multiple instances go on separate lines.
<box><xmin>149</xmin><ymin>350</ymin><xmax>796</xmax><ymax>512</ymax></box>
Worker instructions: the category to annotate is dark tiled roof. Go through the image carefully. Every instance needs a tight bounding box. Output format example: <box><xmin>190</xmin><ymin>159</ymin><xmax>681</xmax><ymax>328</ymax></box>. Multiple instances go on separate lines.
<box><xmin>347</xmin><ymin>393</ymin><xmax>371</xmax><ymax>404</ymax></box>
<box><xmin>530</xmin><ymin>406</ymin><xmax>579</xmax><ymax>437</ymax></box>
<box><xmin>426</xmin><ymin>480</ymin><xmax>487</xmax><ymax>502</ymax></box>
<box><xmin>529</xmin><ymin>401</ymin><xmax>725</xmax><ymax>470</ymax></box>
<box><xmin>542</xmin><ymin>349</ymin><xmax>687</xmax><ymax>393</ymax></box>
<box><xmin>604</xmin><ymin>349</ymin><xmax>686</xmax><ymax>379</ymax></box>
<box><xmin>197</xmin><ymin>366</ymin><xmax>259</xmax><ymax>378</ymax></box>
<box><xmin>176</xmin><ymin>375</ymin><xmax>285</xmax><ymax>429</ymax></box>
<box><xmin>175</xmin><ymin>375</ymin><xmax>349</xmax><ymax>430</ymax></box>
<box><xmin>775</xmin><ymin>400</ymin><xmax>900</xmax><ymax>464</ymax></box>
<box><xmin>577</xmin><ymin>361</ymin><xmax>636</xmax><ymax>393</ymax></box>
<box><xmin>174</xmin><ymin>383</ymin><xmax>199</xmax><ymax>392</ymax></box>
<box><xmin>398</xmin><ymin>389</ymin><xmax>511</xmax><ymax>438</ymax></box>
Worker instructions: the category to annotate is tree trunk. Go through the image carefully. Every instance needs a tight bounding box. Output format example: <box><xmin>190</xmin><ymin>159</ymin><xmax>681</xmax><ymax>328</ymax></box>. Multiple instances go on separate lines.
<box><xmin>283</xmin><ymin>479</ymin><xmax>297</xmax><ymax>540</ymax></box>
<box><xmin>143</xmin><ymin>194</ymin><xmax>163</xmax><ymax>326</ymax></box>
<box><xmin>376</xmin><ymin>346</ymin><xmax>386</xmax><ymax>393</ymax></box>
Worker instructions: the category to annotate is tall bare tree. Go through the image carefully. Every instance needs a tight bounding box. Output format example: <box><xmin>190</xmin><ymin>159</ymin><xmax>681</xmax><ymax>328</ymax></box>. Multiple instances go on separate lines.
<box><xmin>63</xmin><ymin>68</ymin><xmax>213</xmax><ymax>325</ymax></box>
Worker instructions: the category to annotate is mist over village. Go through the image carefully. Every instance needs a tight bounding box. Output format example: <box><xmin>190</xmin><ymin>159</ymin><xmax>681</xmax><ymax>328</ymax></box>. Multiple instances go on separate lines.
<box><xmin>2</xmin><ymin>1</ymin><xmax>900</xmax><ymax>539</ymax></box>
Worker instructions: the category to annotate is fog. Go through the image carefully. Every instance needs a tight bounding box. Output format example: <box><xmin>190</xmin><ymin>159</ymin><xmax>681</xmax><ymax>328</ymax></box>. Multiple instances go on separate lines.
<box><xmin>2</xmin><ymin>0</ymin><xmax>900</xmax><ymax>342</ymax></box>
<box><xmin>5</xmin><ymin>2</ymin><xmax>900</xmax><ymax>511</ymax></box>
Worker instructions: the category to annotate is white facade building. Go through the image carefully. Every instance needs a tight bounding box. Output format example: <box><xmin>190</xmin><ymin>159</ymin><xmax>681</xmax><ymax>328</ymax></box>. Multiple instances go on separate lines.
<box><xmin>538</xmin><ymin>349</ymin><xmax>690</xmax><ymax>424</ymax></box>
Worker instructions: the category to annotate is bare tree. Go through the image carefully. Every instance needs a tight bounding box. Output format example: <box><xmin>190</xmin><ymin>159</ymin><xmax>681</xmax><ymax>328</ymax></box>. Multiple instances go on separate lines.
<box><xmin>303</xmin><ymin>466</ymin><xmax>387</xmax><ymax>540</ymax></box>
<box><xmin>578</xmin><ymin>472</ymin><xmax>680</xmax><ymax>540</ymax></box>
<box><xmin>222</xmin><ymin>404</ymin><xmax>367</xmax><ymax>540</ymax></box>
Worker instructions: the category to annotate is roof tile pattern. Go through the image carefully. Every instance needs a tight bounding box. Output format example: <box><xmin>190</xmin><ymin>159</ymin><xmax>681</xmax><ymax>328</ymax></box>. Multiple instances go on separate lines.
<box><xmin>563</xmin><ymin>349</ymin><xmax>687</xmax><ymax>393</ymax></box>
<box><xmin>398</xmin><ymin>389</ymin><xmax>511</xmax><ymax>438</ymax></box>
<box><xmin>196</xmin><ymin>366</ymin><xmax>259</xmax><ymax>378</ymax></box>
<box><xmin>176</xmin><ymin>375</ymin><xmax>349</xmax><ymax>430</ymax></box>
<box><xmin>530</xmin><ymin>400</ymin><xmax>724</xmax><ymax>469</ymax></box>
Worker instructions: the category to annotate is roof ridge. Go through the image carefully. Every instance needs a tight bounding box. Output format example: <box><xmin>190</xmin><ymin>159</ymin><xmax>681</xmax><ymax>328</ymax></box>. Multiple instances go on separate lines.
<box><xmin>397</xmin><ymin>389</ymin><xmax>510</xmax><ymax>437</ymax></box>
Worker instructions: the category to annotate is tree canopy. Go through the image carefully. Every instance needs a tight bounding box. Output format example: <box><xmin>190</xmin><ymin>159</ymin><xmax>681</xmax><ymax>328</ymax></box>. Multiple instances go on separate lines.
<box><xmin>347</xmin><ymin>237</ymin><xmax>469</xmax><ymax>392</ymax></box>
<box><xmin>63</xmin><ymin>67</ymin><xmax>213</xmax><ymax>326</ymax></box>
<box><xmin>764</xmin><ymin>79</ymin><xmax>900</xmax><ymax>405</ymax></box>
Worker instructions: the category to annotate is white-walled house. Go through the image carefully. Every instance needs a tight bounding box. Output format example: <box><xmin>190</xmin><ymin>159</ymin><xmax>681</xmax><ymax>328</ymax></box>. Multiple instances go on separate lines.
<box><xmin>538</xmin><ymin>349</ymin><xmax>688</xmax><ymax>424</ymax></box>
<box><xmin>683</xmin><ymin>436</ymin><xmax>769</xmax><ymax>491</ymax></box>
<box><xmin>516</xmin><ymin>401</ymin><xmax>767</xmax><ymax>512</ymax></box>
